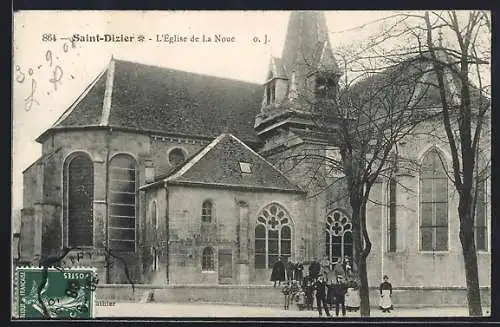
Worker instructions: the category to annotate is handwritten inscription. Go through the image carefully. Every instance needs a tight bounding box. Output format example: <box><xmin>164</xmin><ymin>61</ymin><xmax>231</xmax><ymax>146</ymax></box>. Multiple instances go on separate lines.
<box><xmin>16</xmin><ymin>37</ymin><xmax>77</xmax><ymax>112</ymax></box>
<box><xmin>17</xmin><ymin>30</ymin><xmax>269</xmax><ymax>112</ymax></box>
<box><xmin>24</xmin><ymin>79</ymin><xmax>39</xmax><ymax>112</ymax></box>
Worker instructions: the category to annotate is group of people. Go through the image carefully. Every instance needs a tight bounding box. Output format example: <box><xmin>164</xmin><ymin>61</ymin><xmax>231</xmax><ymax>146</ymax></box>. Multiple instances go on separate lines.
<box><xmin>270</xmin><ymin>258</ymin><xmax>305</xmax><ymax>286</ymax></box>
<box><xmin>271</xmin><ymin>256</ymin><xmax>394</xmax><ymax>317</ymax></box>
<box><xmin>272</xmin><ymin>256</ymin><xmax>361</xmax><ymax>317</ymax></box>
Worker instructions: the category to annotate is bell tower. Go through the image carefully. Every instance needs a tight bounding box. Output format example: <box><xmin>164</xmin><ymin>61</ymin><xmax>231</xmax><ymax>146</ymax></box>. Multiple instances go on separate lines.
<box><xmin>255</xmin><ymin>11</ymin><xmax>347</xmax><ymax>261</ymax></box>
<box><xmin>255</xmin><ymin>11</ymin><xmax>342</xmax><ymax>157</ymax></box>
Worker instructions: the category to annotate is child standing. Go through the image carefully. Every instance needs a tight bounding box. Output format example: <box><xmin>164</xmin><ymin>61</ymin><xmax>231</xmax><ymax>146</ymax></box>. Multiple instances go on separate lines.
<box><xmin>326</xmin><ymin>278</ymin><xmax>335</xmax><ymax>311</ymax></box>
<box><xmin>345</xmin><ymin>278</ymin><xmax>360</xmax><ymax>312</ymax></box>
<box><xmin>282</xmin><ymin>282</ymin><xmax>291</xmax><ymax>310</ymax></box>
<box><xmin>295</xmin><ymin>287</ymin><xmax>306</xmax><ymax>311</ymax></box>
<box><xmin>304</xmin><ymin>276</ymin><xmax>315</xmax><ymax>311</ymax></box>
<box><xmin>290</xmin><ymin>280</ymin><xmax>300</xmax><ymax>304</ymax></box>
<box><xmin>379</xmin><ymin>275</ymin><xmax>393</xmax><ymax>313</ymax></box>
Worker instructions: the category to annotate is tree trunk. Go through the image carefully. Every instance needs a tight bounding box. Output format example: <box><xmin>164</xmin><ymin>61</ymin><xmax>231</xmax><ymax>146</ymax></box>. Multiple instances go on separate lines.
<box><xmin>359</xmin><ymin>198</ymin><xmax>372</xmax><ymax>316</ymax></box>
<box><xmin>358</xmin><ymin>254</ymin><xmax>370</xmax><ymax>316</ymax></box>
<box><xmin>458</xmin><ymin>196</ymin><xmax>483</xmax><ymax>316</ymax></box>
<box><xmin>351</xmin><ymin>201</ymin><xmax>371</xmax><ymax>316</ymax></box>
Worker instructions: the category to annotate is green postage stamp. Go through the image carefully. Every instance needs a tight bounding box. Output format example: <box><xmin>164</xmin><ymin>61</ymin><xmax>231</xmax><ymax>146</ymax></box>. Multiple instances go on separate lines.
<box><xmin>14</xmin><ymin>266</ymin><xmax>97</xmax><ymax>319</ymax></box>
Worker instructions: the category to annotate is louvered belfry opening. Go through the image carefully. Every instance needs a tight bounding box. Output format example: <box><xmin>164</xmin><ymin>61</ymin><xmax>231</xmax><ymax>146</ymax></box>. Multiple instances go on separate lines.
<box><xmin>66</xmin><ymin>153</ymin><xmax>94</xmax><ymax>247</ymax></box>
<box><xmin>108</xmin><ymin>154</ymin><xmax>137</xmax><ymax>252</ymax></box>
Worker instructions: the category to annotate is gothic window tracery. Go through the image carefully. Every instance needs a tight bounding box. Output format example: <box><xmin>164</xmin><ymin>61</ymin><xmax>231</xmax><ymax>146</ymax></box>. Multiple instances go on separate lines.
<box><xmin>255</xmin><ymin>203</ymin><xmax>292</xmax><ymax>269</ymax></box>
<box><xmin>325</xmin><ymin>210</ymin><xmax>352</xmax><ymax>263</ymax></box>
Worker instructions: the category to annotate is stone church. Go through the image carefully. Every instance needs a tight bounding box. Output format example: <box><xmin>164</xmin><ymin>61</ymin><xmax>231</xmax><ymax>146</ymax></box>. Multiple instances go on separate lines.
<box><xmin>19</xmin><ymin>11</ymin><xmax>490</xmax><ymax>293</ymax></box>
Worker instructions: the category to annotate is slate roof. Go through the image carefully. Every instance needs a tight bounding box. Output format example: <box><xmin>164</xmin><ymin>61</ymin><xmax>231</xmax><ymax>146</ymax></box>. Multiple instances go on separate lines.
<box><xmin>52</xmin><ymin>70</ymin><xmax>108</xmax><ymax>127</ymax></box>
<box><xmin>39</xmin><ymin>59</ymin><xmax>263</xmax><ymax>143</ymax></box>
<box><xmin>162</xmin><ymin>133</ymin><xmax>304</xmax><ymax>193</ymax></box>
<box><xmin>346</xmin><ymin>56</ymin><xmax>442</xmax><ymax>110</ymax></box>
<box><xmin>343</xmin><ymin>53</ymin><xmax>489</xmax><ymax>124</ymax></box>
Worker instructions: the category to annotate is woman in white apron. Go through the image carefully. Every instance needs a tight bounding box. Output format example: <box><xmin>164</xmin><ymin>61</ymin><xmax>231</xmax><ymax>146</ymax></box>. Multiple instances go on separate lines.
<box><xmin>379</xmin><ymin>275</ymin><xmax>393</xmax><ymax>312</ymax></box>
<box><xmin>344</xmin><ymin>263</ymin><xmax>360</xmax><ymax>312</ymax></box>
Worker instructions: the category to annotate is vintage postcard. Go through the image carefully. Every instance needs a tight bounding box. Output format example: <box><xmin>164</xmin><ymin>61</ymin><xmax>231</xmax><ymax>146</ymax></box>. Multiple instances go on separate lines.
<box><xmin>12</xmin><ymin>10</ymin><xmax>491</xmax><ymax>319</ymax></box>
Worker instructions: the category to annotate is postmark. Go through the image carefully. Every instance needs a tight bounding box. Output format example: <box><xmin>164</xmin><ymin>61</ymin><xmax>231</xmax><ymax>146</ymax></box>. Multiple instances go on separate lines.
<box><xmin>15</xmin><ymin>266</ymin><xmax>97</xmax><ymax>319</ymax></box>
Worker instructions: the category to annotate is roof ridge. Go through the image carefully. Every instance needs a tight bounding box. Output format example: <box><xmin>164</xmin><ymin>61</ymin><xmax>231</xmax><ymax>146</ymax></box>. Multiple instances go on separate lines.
<box><xmin>113</xmin><ymin>58</ymin><xmax>263</xmax><ymax>86</ymax></box>
<box><xmin>99</xmin><ymin>58</ymin><xmax>116</xmax><ymax>126</ymax></box>
<box><xmin>168</xmin><ymin>180</ymin><xmax>304</xmax><ymax>193</ymax></box>
<box><xmin>165</xmin><ymin>133</ymin><xmax>229</xmax><ymax>181</ymax></box>
<box><xmin>226</xmin><ymin>134</ymin><xmax>305</xmax><ymax>193</ymax></box>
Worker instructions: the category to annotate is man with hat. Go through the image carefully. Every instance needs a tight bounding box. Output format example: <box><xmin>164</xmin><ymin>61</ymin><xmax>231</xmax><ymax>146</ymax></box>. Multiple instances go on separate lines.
<box><xmin>309</xmin><ymin>257</ymin><xmax>321</xmax><ymax>279</ymax></box>
<box><xmin>314</xmin><ymin>274</ymin><xmax>331</xmax><ymax>317</ymax></box>
<box><xmin>332</xmin><ymin>273</ymin><xmax>348</xmax><ymax>317</ymax></box>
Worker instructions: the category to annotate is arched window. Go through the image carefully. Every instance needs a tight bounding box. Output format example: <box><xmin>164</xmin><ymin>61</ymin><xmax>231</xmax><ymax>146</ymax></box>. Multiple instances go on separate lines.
<box><xmin>64</xmin><ymin>152</ymin><xmax>94</xmax><ymax>247</ymax></box>
<box><xmin>254</xmin><ymin>203</ymin><xmax>292</xmax><ymax>269</ymax></box>
<box><xmin>202</xmin><ymin>247</ymin><xmax>215</xmax><ymax>271</ymax></box>
<box><xmin>419</xmin><ymin>148</ymin><xmax>448</xmax><ymax>251</ymax></box>
<box><xmin>265</xmin><ymin>79</ymin><xmax>276</xmax><ymax>105</ymax></box>
<box><xmin>108</xmin><ymin>154</ymin><xmax>137</xmax><ymax>252</ymax></box>
<box><xmin>169</xmin><ymin>148</ymin><xmax>185</xmax><ymax>166</ymax></box>
<box><xmin>201</xmin><ymin>200</ymin><xmax>213</xmax><ymax>223</ymax></box>
<box><xmin>325</xmin><ymin>210</ymin><xmax>352</xmax><ymax>263</ymax></box>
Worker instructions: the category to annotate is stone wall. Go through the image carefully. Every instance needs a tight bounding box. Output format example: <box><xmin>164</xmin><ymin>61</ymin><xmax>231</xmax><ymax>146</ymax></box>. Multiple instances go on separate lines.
<box><xmin>265</xmin><ymin>141</ymin><xmax>351</xmax><ymax>262</ymax></box>
<box><xmin>18</xmin><ymin>208</ymin><xmax>35</xmax><ymax>263</ymax></box>
<box><xmin>259</xmin><ymin>123</ymin><xmax>491</xmax><ymax>289</ymax></box>
<box><xmin>166</xmin><ymin>185</ymin><xmax>305</xmax><ymax>284</ymax></box>
<box><xmin>363</xmin><ymin>121</ymin><xmax>491</xmax><ymax>288</ymax></box>
<box><xmin>20</xmin><ymin>128</ymin><xmax>214</xmax><ymax>284</ymax></box>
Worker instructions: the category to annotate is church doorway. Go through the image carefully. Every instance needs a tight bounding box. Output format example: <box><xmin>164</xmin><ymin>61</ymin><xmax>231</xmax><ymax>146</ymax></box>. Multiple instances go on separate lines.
<box><xmin>218</xmin><ymin>248</ymin><xmax>233</xmax><ymax>284</ymax></box>
<box><xmin>325</xmin><ymin>210</ymin><xmax>353</xmax><ymax>263</ymax></box>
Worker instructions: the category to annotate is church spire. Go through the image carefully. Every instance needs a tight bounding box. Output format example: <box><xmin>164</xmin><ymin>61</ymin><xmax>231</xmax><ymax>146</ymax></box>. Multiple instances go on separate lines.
<box><xmin>255</xmin><ymin>11</ymin><xmax>342</xmax><ymax>139</ymax></box>
<box><xmin>281</xmin><ymin>11</ymin><xmax>340</xmax><ymax>78</ymax></box>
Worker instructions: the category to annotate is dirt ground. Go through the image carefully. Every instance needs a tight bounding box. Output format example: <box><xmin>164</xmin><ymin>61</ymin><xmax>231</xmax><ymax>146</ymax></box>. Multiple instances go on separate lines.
<box><xmin>95</xmin><ymin>302</ymin><xmax>491</xmax><ymax>318</ymax></box>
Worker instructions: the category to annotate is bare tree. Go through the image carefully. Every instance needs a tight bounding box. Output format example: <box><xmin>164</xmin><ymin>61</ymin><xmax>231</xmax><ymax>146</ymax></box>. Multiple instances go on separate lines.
<box><xmin>354</xmin><ymin>10</ymin><xmax>491</xmax><ymax>316</ymax></box>
<box><xmin>274</xmin><ymin>46</ymin><xmax>436</xmax><ymax>316</ymax></box>
<box><xmin>421</xmin><ymin>11</ymin><xmax>490</xmax><ymax>317</ymax></box>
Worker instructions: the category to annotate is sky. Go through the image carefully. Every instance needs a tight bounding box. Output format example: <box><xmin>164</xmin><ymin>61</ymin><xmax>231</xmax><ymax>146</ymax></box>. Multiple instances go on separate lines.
<box><xmin>13</xmin><ymin>10</ymin><xmax>487</xmax><ymax>213</ymax></box>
